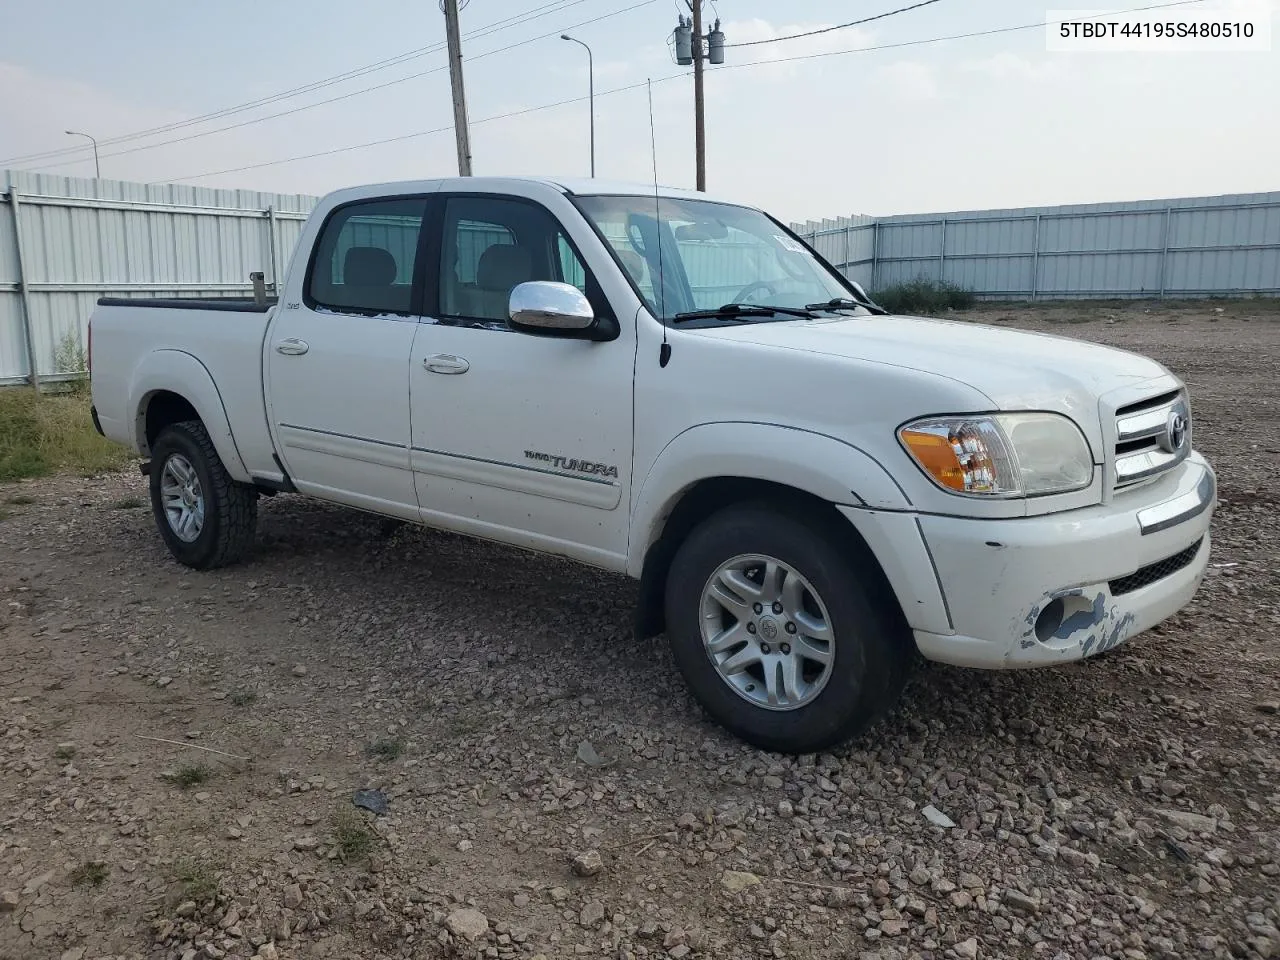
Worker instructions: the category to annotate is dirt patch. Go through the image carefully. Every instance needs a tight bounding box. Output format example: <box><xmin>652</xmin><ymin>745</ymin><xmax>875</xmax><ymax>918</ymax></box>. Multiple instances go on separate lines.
<box><xmin>2</xmin><ymin>301</ymin><xmax>1278</xmax><ymax>960</ymax></box>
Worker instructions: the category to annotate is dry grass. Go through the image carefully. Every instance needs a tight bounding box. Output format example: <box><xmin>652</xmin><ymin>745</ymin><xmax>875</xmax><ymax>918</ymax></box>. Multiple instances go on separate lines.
<box><xmin>331</xmin><ymin>807</ymin><xmax>379</xmax><ymax>862</ymax></box>
<box><xmin>68</xmin><ymin>861</ymin><xmax>109</xmax><ymax>888</ymax></box>
<box><xmin>163</xmin><ymin>763</ymin><xmax>213</xmax><ymax>789</ymax></box>
<box><xmin>0</xmin><ymin>386</ymin><xmax>132</xmax><ymax>483</ymax></box>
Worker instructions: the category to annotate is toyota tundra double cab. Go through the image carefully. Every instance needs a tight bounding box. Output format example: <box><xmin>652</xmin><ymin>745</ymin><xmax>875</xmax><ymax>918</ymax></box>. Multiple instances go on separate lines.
<box><xmin>87</xmin><ymin>176</ymin><xmax>1216</xmax><ymax>753</ymax></box>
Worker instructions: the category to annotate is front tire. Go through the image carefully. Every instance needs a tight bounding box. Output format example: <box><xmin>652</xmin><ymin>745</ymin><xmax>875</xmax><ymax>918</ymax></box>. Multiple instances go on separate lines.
<box><xmin>664</xmin><ymin>502</ymin><xmax>910</xmax><ymax>754</ymax></box>
<box><xmin>149</xmin><ymin>420</ymin><xmax>258</xmax><ymax>570</ymax></box>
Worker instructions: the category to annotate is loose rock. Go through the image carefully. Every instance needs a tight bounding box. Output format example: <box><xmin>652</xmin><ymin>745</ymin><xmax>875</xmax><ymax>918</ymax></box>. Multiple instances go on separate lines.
<box><xmin>444</xmin><ymin>908</ymin><xmax>489</xmax><ymax>942</ymax></box>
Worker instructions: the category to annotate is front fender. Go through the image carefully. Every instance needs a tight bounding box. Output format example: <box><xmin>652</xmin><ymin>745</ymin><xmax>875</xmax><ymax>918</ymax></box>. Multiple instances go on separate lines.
<box><xmin>129</xmin><ymin>350</ymin><xmax>251</xmax><ymax>482</ymax></box>
<box><xmin>626</xmin><ymin>421</ymin><xmax>911</xmax><ymax>577</ymax></box>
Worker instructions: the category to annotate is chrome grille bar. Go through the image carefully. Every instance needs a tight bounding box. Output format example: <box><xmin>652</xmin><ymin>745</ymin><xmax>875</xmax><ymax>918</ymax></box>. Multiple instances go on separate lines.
<box><xmin>1113</xmin><ymin>390</ymin><xmax>1190</xmax><ymax>491</ymax></box>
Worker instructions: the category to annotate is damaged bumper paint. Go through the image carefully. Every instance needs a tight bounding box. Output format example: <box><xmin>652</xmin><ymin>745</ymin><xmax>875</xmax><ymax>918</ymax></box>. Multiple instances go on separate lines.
<box><xmin>910</xmin><ymin>452</ymin><xmax>1216</xmax><ymax>669</ymax></box>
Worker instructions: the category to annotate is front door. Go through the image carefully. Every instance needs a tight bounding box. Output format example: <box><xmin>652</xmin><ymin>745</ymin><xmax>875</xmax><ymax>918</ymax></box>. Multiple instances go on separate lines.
<box><xmin>265</xmin><ymin>195</ymin><xmax>428</xmax><ymax>519</ymax></box>
<box><xmin>408</xmin><ymin>192</ymin><xmax>636</xmax><ymax>568</ymax></box>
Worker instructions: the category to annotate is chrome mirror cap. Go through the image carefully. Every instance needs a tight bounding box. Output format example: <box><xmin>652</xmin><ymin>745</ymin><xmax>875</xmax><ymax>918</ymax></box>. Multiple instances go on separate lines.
<box><xmin>508</xmin><ymin>281</ymin><xmax>595</xmax><ymax>331</ymax></box>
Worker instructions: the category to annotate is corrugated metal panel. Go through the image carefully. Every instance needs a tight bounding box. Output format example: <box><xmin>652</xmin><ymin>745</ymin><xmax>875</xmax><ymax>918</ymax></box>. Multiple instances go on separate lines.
<box><xmin>795</xmin><ymin>190</ymin><xmax>1280</xmax><ymax>301</ymax></box>
<box><xmin>2</xmin><ymin>168</ymin><xmax>320</xmax><ymax>384</ymax></box>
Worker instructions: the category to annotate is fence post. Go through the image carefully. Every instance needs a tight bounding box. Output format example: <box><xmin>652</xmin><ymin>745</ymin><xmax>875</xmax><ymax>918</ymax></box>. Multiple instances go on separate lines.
<box><xmin>871</xmin><ymin>221</ymin><xmax>879</xmax><ymax>292</ymax></box>
<box><xmin>1158</xmin><ymin>206</ymin><xmax>1172</xmax><ymax>299</ymax></box>
<box><xmin>1030</xmin><ymin>214</ymin><xmax>1041</xmax><ymax>301</ymax></box>
<box><xmin>843</xmin><ymin>225</ymin><xmax>851</xmax><ymax>274</ymax></box>
<box><xmin>7</xmin><ymin>188</ymin><xmax>41</xmax><ymax>391</ymax></box>
<box><xmin>938</xmin><ymin>218</ymin><xmax>947</xmax><ymax>284</ymax></box>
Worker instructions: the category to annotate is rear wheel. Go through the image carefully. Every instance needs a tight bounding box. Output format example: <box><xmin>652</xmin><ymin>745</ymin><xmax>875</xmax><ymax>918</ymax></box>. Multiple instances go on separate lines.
<box><xmin>149</xmin><ymin>420</ymin><xmax>258</xmax><ymax>570</ymax></box>
<box><xmin>664</xmin><ymin>502</ymin><xmax>910</xmax><ymax>753</ymax></box>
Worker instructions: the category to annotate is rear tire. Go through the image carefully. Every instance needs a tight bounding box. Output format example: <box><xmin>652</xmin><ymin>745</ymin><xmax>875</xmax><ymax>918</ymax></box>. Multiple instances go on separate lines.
<box><xmin>664</xmin><ymin>501</ymin><xmax>910</xmax><ymax>754</ymax></box>
<box><xmin>149</xmin><ymin>420</ymin><xmax>258</xmax><ymax>570</ymax></box>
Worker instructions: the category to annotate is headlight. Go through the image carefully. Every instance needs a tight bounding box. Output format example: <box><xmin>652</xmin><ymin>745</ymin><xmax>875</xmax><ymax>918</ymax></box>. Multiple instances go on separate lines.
<box><xmin>898</xmin><ymin>413</ymin><xmax>1094</xmax><ymax>497</ymax></box>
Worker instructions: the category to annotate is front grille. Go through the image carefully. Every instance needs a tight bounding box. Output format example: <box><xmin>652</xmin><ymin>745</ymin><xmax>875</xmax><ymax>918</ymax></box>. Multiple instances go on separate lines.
<box><xmin>1108</xmin><ymin>537</ymin><xmax>1203</xmax><ymax>596</ymax></box>
<box><xmin>1112</xmin><ymin>390</ymin><xmax>1191</xmax><ymax>491</ymax></box>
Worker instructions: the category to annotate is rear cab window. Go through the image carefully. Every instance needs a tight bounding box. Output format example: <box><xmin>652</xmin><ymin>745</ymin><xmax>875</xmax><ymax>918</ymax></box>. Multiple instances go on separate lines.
<box><xmin>305</xmin><ymin>197</ymin><xmax>428</xmax><ymax>316</ymax></box>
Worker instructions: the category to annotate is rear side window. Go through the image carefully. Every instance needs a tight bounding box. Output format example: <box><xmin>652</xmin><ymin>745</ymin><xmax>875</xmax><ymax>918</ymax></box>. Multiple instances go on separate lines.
<box><xmin>306</xmin><ymin>197</ymin><xmax>428</xmax><ymax>315</ymax></box>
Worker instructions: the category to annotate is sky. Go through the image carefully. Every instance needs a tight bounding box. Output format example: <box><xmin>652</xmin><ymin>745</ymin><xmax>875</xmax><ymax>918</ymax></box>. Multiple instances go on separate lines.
<box><xmin>1</xmin><ymin>0</ymin><xmax>1277</xmax><ymax>224</ymax></box>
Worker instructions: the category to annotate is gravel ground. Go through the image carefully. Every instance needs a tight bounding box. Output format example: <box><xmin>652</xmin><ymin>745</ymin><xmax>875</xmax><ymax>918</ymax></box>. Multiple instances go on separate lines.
<box><xmin>1</xmin><ymin>299</ymin><xmax>1278</xmax><ymax>960</ymax></box>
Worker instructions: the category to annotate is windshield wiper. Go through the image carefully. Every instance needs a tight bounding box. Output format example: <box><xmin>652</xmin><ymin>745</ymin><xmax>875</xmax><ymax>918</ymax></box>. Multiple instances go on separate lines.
<box><xmin>805</xmin><ymin>297</ymin><xmax>888</xmax><ymax>315</ymax></box>
<box><xmin>671</xmin><ymin>302</ymin><xmax>818</xmax><ymax>323</ymax></box>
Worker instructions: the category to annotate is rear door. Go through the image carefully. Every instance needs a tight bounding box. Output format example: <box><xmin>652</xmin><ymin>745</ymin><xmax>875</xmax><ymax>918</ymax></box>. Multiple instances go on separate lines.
<box><xmin>264</xmin><ymin>195</ymin><xmax>429</xmax><ymax>519</ymax></box>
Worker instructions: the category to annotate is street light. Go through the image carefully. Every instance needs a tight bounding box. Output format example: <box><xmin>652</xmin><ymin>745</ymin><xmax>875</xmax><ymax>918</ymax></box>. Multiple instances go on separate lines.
<box><xmin>560</xmin><ymin>34</ymin><xmax>594</xmax><ymax>178</ymax></box>
<box><xmin>65</xmin><ymin>130</ymin><xmax>100</xmax><ymax>179</ymax></box>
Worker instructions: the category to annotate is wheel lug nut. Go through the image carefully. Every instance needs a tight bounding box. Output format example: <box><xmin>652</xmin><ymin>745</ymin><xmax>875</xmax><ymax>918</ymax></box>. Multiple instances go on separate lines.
<box><xmin>747</xmin><ymin>623</ymin><xmax>756</xmax><ymax>634</ymax></box>
<box><xmin>760</xmin><ymin>644</ymin><xmax>771</xmax><ymax>654</ymax></box>
<box><xmin>781</xmin><ymin>643</ymin><xmax>791</xmax><ymax>655</ymax></box>
<box><xmin>785</xmin><ymin>622</ymin><xmax>797</xmax><ymax>634</ymax></box>
<box><xmin>772</xmin><ymin>602</ymin><xmax>783</xmax><ymax>614</ymax></box>
<box><xmin>753</xmin><ymin>603</ymin><xmax>763</xmax><ymax>614</ymax></box>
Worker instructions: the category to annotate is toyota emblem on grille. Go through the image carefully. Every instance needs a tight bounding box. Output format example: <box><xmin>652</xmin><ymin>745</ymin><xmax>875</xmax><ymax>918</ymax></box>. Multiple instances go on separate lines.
<box><xmin>1163</xmin><ymin>409</ymin><xmax>1188</xmax><ymax>453</ymax></box>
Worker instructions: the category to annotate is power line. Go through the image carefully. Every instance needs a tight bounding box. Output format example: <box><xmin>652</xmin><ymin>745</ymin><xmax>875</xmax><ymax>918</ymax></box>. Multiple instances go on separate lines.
<box><xmin>0</xmin><ymin>0</ymin><xmax>590</xmax><ymax>167</ymax></box>
<box><xmin>725</xmin><ymin>0</ymin><xmax>945</xmax><ymax>49</ymax></box>
<box><xmin>167</xmin><ymin>0</ymin><xmax>1212</xmax><ymax>183</ymax></box>
<box><xmin>27</xmin><ymin>0</ymin><xmax>657</xmax><ymax>172</ymax></box>
<box><xmin>162</xmin><ymin>76</ymin><xmax>675</xmax><ymax>182</ymax></box>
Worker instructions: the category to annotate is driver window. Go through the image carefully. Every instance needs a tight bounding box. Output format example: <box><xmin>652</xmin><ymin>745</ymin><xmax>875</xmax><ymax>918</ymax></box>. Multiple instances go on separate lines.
<box><xmin>437</xmin><ymin>196</ymin><xmax>603</xmax><ymax>329</ymax></box>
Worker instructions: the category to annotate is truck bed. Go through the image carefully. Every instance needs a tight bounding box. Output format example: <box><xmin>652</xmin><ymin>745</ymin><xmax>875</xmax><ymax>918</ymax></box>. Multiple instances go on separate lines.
<box><xmin>89</xmin><ymin>298</ymin><xmax>280</xmax><ymax>483</ymax></box>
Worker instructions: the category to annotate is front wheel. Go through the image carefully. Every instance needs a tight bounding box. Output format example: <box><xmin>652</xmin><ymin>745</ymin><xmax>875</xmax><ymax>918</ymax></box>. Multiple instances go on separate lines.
<box><xmin>664</xmin><ymin>502</ymin><xmax>910</xmax><ymax>753</ymax></box>
<box><xmin>149</xmin><ymin>420</ymin><xmax>258</xmax><ymax>570</ymax></box>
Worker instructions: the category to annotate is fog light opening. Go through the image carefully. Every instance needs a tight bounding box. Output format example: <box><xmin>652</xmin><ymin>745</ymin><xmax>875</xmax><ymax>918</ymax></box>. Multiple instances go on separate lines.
<box><xmin>1034</xmin><ymin>598</ymin><xmax>1065</xmax><ymax>643</ymax></box>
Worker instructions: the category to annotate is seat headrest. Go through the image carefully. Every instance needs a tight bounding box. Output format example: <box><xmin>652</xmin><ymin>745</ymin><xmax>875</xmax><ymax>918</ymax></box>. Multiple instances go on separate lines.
<box><xmin>344</xmin><ymin>246</ymin><xmax>396</xmax><ymax>286</ymax></box>
<box><xmin>476</xmin><ymin>244</ymin><xmax>532</xmax><ymax>291</ymax></box>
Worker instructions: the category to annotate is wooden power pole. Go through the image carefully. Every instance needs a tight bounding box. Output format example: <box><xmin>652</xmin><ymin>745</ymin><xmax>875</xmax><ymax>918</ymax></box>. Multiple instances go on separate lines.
<box><xmin>443</xmin><ymin>0</ymin><xmax>473</xmax><ymax>177</ymax></box>
<box><xmin>674</xmin><ymin>3</ymin><xmax>722</xmax><ymax>191</ymax></box>
<box><xmin>691</xmin><ymin>0</ymin><xmax>706</xmax><ymax>192</ymax></box>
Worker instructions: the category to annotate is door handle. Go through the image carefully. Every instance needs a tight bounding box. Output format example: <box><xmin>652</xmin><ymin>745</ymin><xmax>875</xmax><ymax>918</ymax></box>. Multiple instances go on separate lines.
<box><xmin>424</xmin><ymin>354</ymin><xmax>470</xmax><ymax>375</ymax></box>
<box><xmin>275</xmin><ymin>338</ymin><xmax>309</xmax><ymax>356</ymax></box>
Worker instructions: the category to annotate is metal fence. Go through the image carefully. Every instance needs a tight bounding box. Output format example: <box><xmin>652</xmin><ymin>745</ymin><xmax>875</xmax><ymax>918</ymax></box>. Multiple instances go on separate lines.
<box><xmin>793</xmin><ymin>190</ymin><xmax>1280</xmax><ymax>301</ymax></box>
<box><xmin>4</xmin><ymin>169</ymin><xmax>1278</xmax><ymax>386</ymax></box>
<box><xmin>1</xmin><ymin>169</ymin><xmax>317</xmax><ymax>387</ymax></box>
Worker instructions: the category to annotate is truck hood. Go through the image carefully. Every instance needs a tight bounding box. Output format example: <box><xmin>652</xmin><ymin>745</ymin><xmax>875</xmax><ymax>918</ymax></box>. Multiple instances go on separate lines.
<box><xmin>691</xmin><ymin>312</ymin><xmax>1177</xmax><ymax>460</ymax></box>
<box><xmin>703</xmin><ymin>308</ymin><xmax>1168</xmax><ymax>397</ymax></box>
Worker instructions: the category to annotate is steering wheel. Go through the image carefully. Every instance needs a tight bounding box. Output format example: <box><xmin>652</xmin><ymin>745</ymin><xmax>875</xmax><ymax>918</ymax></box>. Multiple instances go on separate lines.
<box><xmin>730</xmin><ymin>280</ymin><xmax>778</xmax><ymax>304</ymax></box>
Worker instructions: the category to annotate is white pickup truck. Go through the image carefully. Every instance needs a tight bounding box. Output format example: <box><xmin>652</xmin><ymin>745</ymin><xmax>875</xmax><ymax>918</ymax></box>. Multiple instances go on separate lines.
<box><xmin>88</xmin><ymin>176</ymin><xmax>1216</xmax><ymax>753</ymax></box>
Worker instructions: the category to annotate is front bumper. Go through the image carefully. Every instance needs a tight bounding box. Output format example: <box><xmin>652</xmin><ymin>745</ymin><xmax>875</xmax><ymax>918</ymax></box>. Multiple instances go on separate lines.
<box><xmin>870</xmin><ymin>452</ymin><xmax>1215</xmax><ymax>669</ymax></box>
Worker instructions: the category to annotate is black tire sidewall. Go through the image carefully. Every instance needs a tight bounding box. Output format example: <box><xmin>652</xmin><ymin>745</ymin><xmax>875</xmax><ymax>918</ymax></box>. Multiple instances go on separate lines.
<box><xmin>665</xmin><ymin>504</ymin><xmax>902</xmax><ymax>754</ymax></box>
<box><xmin>149</xmin><ymin>425</ymin><xmax>225</xmax><ymax>569</ymax></box>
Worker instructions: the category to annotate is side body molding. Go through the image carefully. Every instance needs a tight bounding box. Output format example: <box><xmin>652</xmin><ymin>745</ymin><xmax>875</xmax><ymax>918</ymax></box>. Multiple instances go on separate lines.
<box><xmin>129</xmin><ymin>350</ymin><xmax>252</xmax><ymax>482</ymax></box>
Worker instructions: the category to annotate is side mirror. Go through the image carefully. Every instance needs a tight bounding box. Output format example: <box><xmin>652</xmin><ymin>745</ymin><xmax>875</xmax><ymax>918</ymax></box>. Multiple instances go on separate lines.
<box><xmin>508</xmin><ymin>281</ymin><xmax>595</xmax><ymax>333</ymax></box>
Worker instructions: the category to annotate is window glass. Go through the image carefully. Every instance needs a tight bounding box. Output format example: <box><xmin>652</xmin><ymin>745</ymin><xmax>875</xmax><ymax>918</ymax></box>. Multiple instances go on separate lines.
<box><xmin>438</xmin><ymin>196</ymin><xmax>600</xmax><ymax>326</ymax></box>
<box><xmin>306</xmin><ymin>197</ymin><xmax>427</xmax><ymax>315</ymax></box>
<box><xmin>557</xmin><ymin>235</ymin><xmax>587</xmax><ymax>293</ymax></box>
<box><xmin>574</xmin><ymin>195</ymin><xmax>851</xmax><ymax>320</ymax></box>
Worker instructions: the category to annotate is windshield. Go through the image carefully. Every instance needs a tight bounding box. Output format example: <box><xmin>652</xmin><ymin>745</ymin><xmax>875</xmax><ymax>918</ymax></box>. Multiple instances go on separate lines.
<box><xmin>573</xmin><ymin>194</ymin><xmax>856</xmax><ymax>321</ymax></box>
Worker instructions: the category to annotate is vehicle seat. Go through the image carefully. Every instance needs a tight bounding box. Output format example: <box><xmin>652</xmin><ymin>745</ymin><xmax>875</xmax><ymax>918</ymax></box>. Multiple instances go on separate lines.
<box><xmin>341</xmin><ymin>246</ymin><xmax>404</xmax><ymax>313</ymax></box>
<box><xmin>472</xmin><ymin>244</ymin><xmax>534</xmax><ymax>320</ymax></box>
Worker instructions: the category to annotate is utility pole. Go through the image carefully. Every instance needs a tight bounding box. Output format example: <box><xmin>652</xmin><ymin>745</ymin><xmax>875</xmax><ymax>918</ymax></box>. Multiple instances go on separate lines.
<box><xmin>442</xmin><ymin>0</ymin><xmax>473</xmax><ymax>176</ymax></box>
<box><xmin>691</xmin><ymin>0</ymin><xmax>705</xmax><ymax>192</ymax></box>
<box><xmin>673</xmin><ymin>6</ymin><xmax>724</xmax><ymax>192</ymax></box>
